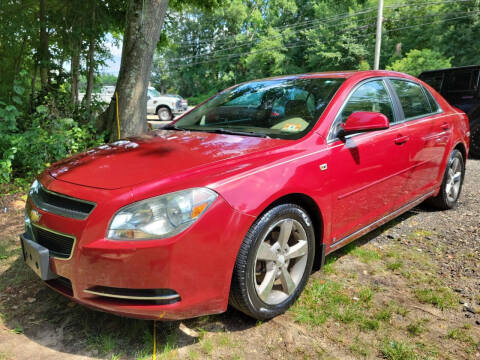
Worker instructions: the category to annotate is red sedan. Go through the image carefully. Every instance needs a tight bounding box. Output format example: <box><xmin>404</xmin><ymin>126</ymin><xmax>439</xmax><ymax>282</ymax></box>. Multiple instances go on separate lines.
<box><xmin>21</xmin><ymin>70</ymin><xmax>469</xmax><ymax>320</ymax></box>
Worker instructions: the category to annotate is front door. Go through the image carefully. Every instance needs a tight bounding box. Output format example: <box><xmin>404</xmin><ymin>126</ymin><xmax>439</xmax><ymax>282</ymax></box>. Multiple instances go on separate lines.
<box><xmin>327</xmin><ymin>79</ymin><xmax>410</xmax><ymax>248</ymax></box>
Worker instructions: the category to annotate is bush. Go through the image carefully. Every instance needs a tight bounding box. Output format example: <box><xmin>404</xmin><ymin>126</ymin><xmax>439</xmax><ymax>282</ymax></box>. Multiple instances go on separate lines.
<box><xmin>0</xmin><ymin>90</ymin><xmax>105</xmax><ymax>184</ymax></box>
<box><xmin>386</xmin><ymin>48</ymin><xmax>451</xmax><ymax>77</ymax></box>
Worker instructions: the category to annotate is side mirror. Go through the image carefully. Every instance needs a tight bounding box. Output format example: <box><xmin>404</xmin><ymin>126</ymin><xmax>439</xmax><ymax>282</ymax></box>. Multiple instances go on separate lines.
<box><xmin>147</xmin><ymin>96</ymin><xmax>151</xmax><ymax>100</ymax></box>
<box><xmin>340</xmin><ymin>111</ymin><xmax>389</xmax><ymax>137</ymax></box>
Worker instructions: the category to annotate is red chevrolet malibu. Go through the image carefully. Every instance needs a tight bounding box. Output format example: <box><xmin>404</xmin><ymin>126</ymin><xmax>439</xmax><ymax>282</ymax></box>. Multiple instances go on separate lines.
<box><xmin>21</xmin><ymin>71</ymin><xmax>469</xmax><ymax>320</ymax></box>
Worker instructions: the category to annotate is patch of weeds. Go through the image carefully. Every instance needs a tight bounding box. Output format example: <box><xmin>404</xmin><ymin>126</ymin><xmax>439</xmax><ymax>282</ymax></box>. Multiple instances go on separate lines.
<box><xmin>349</xmin><ymin>337</ymin><xmax>371</xmax><ymax>357</ymax></box>
<box><xmin>380</xmin><ymin>339</ymin><xmax>417</xmax><ymax>360</ymax></box>
<box><xmin>188</xmin><ymin>350</ymin><xmax>200</xmax><ymax>359</ymax></box>
<box><xmin>201</xmin><ymin>338</ymin><xmax>214</xmax><ymax>355</ymax></box>
<box><xmin>293</xmin><ymin>280</ymin><xmax>373</xmax><ymax>328</ymax></box>
<box><xmin>89</xmin><ymin>334</ymin><xmax>117</xmax><ymax>355</ymax></box>
<box><xmin>406</xmin><ymin>319</ymin><xmax>428</xmax><ymax>336</ymax></box>
<box><xmin>323</xmin><ymin>255</ymin><xmax>337</xmax><ymax>274</ymax></box>
<box><xmin>414</xmin><ymin>287</ymin><xmax>458</xmax><ymax>310</ymax></box>
<box><xmin>159</xmin><ymin>332</ymin><xmax>177</xmax><ymax>358</ymax></box>
<box><xmin>447</xmin><ymin>325</ymin><xmax>475</xmax><ymax>344</ymax></box>
<box><xmin>359</xmin><ymin>287</ymin><xmax>373</xmax><ymax>303</ymax></box>
<box><xmin>0</xmin><ymin>244</ymin><xmax>8</xmax><ymax>260</ymax></box>
<box><xmin>386</xmin><ymin>260</ymin><xmax>403</xmax><ymax>271</ymax></box>
<box><xmin>408</xmin><ymin>229</ymin><xmax>433</xmax><ymax>240</ymax></box>
<box><xmin>345</xmin><ymin>244</ymin><xmax>381</xmax><ymax>263</ymax></box>
<box><xmin>218</xmin><ymin>334</ymin><xmax>236</xmax><ymax>348</ymax></box>
<box><xmin>359</xmin><ymin>318</ymin><xmax>379</xmax><ymax>331</ymax></box>
<box><xmin>390</xmin><ymin>302</ymin><xmax>409</xmax><ymax>317</ymax></box>
<box><xmin>10</xmin><ymin>325</ymin><xmax>23</xmax><ymax>334</ymax></box>
<box><xmin>374</xmin><ymin>307</ymin><xmax>393</xmax><ymax>322</ymax></box>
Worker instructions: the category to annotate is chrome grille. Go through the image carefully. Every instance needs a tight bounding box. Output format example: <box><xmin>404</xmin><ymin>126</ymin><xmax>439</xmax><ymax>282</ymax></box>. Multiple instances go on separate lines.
<box><xmin>30</xmin><ymin>182</ymin><xmax>95</xmax><ymax>220</ymax></box>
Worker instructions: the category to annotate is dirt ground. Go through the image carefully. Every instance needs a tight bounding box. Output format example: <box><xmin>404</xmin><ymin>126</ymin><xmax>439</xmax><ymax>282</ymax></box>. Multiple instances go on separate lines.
<box><xmin>0</xmin><ymin>160</ymin><xmax>479</xmax><ymax>359</ymax></box>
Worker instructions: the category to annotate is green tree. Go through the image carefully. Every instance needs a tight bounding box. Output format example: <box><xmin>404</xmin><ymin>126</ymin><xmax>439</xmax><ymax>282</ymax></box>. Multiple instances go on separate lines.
<box><xmin>387</xmin><ymin>49</ymin><xmax>451</xmax><ymax>77</ymax></box>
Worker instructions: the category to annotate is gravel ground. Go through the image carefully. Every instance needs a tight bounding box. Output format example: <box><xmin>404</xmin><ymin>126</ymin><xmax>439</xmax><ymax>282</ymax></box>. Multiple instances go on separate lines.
<box><xmin>371</xmin><ymin>157</ymin><xmax>480</xmax><ymax>323</ymax></box>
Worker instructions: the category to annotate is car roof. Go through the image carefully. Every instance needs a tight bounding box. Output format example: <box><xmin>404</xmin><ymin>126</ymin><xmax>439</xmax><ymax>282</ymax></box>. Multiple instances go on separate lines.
<box><xmin>246</xmin><ymin>70</ymin><xmax>416</xmax><ymax>82</ymax></box>
<box><xmin>420</xmin><ymin>65</ymin><xmax>480</xmax><ymax>76</ymax></box>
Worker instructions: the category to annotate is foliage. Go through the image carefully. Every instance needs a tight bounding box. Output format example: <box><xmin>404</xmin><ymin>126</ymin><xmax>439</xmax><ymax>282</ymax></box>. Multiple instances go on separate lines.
<box><xmin>0</xmin><ymin>82</ymin><xmax>105</xmax><ymax>184</ymax></box>
<box><xmin>387</xmin><ymin>49</ymin><xmax>451</xmax><ymax>77</ymax></box>
<box><xmin>154</xmin><ymin>0</ymin><xmax>480</xmax><ymax>101</ymax></box>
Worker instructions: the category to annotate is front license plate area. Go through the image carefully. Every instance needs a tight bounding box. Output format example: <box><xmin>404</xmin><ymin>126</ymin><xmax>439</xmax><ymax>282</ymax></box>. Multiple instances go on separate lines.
<box><xmin>20</xmin><ymin>235</ymin><xmax>58</xmax><ymax>281</ymax></box>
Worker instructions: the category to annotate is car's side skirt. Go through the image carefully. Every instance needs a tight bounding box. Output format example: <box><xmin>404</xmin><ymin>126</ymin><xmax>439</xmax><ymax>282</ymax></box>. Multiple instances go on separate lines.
<box><xmin>329</xmin><ymin>190</ymin><xmax>435</xmax><ymax>251</ymax></box>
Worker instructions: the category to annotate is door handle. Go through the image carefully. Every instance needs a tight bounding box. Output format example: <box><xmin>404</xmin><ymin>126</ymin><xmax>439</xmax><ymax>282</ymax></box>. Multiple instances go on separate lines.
<box><xmin>441</xmin><ymin>122</ymin><xmax>449</xmax><ymax>130</ymax></box>
<box><xmin>394</xmin><ymin>135</ymin><xmax>409</xmax><ymax>145</ymax></box>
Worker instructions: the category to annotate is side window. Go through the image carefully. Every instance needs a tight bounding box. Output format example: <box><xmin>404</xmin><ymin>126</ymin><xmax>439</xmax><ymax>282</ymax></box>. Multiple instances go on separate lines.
<box><xmin>390</xmin><ymin>79</ymin><xmax>431</xmax><ymax>119</ymax></box>
<box><xmin>423</xmin><ymin>87</ymin><xmax>441</xmax><ymax>113</ymax></box>
<box><xmin>446</xmin><ymin>70</ymin><xmax>473</xmax><ymax>92</ymax></box>
<box><xmin>339</xmin><ymin>80</ymin><xmax>395</xmax><ymax>123</ymax></box>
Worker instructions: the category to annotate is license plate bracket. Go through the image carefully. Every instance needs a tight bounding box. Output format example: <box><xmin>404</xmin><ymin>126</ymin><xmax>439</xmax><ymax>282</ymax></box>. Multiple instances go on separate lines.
<box><xmin>20</xmin><ymin>235</ymin><xmax>58</xmax><ymax>281</ymax></box>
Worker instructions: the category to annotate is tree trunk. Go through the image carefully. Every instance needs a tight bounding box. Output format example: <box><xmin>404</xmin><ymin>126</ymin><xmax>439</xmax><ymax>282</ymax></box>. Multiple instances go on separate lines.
<box><xmin>85</xmin><ymin>2</ymin><xmax>96</xmax><ymax>108</ymax></box>
<box><xmin>39</xmin><ymin>0</ymin><xmax>49</xmax><ymax>90</ymax></box>
<box><xmin>98</xmin><ymin>0</ymin><xmax>169</xmax><ymax>140</ymax></box>
<box><xmin>70</xmin><ymin>39</ymin><xmax>80</xmax><ymax>105</ymax></box>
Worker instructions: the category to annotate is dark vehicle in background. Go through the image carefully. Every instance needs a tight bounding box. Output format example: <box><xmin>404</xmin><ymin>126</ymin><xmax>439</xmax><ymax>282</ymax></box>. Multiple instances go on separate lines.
<box><xmin>419</xmin><ymin>65</ymin><xmax>480</xmax><ymax>157</ymax></box>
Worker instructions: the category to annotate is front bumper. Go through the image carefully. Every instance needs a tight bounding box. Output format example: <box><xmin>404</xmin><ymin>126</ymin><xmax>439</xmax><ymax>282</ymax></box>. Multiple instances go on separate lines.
<box><xmin>23</xmin><ymin>181</ymin><xmax>254</xmax><ymax>320</ymax></box>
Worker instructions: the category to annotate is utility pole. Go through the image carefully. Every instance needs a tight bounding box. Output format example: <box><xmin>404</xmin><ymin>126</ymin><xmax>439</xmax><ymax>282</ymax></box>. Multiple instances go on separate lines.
<box><xmin>374</xmin><ymin>0</ymin><xmax>384</xmax><ymax>70</ymax></box>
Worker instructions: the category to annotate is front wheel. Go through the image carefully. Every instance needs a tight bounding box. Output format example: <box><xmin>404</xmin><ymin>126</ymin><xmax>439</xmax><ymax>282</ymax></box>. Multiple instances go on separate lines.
<box><xmin>427</xmin><ymin>149</ymin><xmax>465</xmax><ymax>210</ymax></box>
<box><xmin>229</xmin><ymin>204</ymin><xmax>315</xmax><ymax>320</ymax></box>
<box><xmin>157</xmin><ymin>106</ymin><xmax>172</xmax><ymax>121</ymax></box>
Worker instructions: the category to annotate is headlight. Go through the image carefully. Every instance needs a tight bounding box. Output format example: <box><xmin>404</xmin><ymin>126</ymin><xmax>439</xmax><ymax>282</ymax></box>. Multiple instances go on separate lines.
<box><xmin>107</xmin><ymin>188</ymin><xmax>217</xmax><ymax>240</ymax></box>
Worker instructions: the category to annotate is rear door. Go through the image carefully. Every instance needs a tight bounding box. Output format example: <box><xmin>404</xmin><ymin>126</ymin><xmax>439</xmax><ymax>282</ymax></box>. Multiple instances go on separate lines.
<box><xmin>388</xmin><ymin>78</ymin><xmax>450</xmax><ymax>201</ymax></box>
<box><xmin>327</xmin><ymin>79</ymin><xmax>410</xmax><ymax>248</ymax></box>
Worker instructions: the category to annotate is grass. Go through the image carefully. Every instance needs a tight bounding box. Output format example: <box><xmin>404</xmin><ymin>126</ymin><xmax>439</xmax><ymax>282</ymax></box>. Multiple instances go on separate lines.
<box><xmin>414</xmin><ymin>287</ymin><xmax>458</xmax><ymax>310</ymax></box>
<box><xmin>345</xmin><ymin>243</ymin><xmax>381</xmax><ymax>263</ymax></box>
<box><xmin>406</xmin><ymin>319</ymin><xmax>428</xmax><ymax>336</ymax></box>
<box><xmin>381</xmin><ymin>339</ymin><xmax>417</xmax><ymax>360</ymax></box>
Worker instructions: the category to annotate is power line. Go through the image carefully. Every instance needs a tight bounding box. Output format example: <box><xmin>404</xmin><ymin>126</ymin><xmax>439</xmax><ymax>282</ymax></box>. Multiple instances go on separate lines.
<box><xmin>167</xmin><ymin>14</ymin><xmax>378</xmax><ymax>62</ymax></box>
<box><xmin>170</xmin><ymin>11</ymin><xmax>479</xmax><ymax>69</ymax></box>
<box><xmin>166</xmin><ymin>9</ymin><xmax>479</xmax><ymax>66</ymax></box>
<box><xmin>167</xmin><ymin>0</ymin><xmax>475</xmax><ymax>48</ymax></box>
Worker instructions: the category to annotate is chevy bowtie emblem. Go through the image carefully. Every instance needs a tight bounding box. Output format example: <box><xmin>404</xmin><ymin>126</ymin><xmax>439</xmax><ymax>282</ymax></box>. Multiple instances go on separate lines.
<box><xmin>30</xmin><ymin>209</ymin><xmax>41</xmax><ymax>223</ymax></box>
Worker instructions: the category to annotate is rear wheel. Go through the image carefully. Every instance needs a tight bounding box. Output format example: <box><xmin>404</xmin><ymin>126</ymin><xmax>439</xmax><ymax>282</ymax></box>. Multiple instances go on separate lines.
<box><xmin>427</xmin><ymin>149</ymin><xmax>465</xmax><ymax>210</ymax></box>
<box><xmin>229</xmin><ymin>204</ymin><xmax>315</xmax><ymax>320</ymax></box>
<box><xmin>157</xmin><ymin>106</ymin><xmax>172</xmax><ymax>121</ymax></box>
<box><xmin>470</xmin><ymin>123</ymin><xmax>480</xmax><ymax>158</ymax></box>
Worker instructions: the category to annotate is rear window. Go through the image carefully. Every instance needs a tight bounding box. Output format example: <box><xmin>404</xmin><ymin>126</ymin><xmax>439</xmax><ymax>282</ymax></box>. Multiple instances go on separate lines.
<box><xmin>446</xmin><ymin>70</ymin><xmax>474</xmax><ymax>91</ymax></box>
<box><xmin>390</xmin><ymin>79</ymin><xmax>431</xmax><ymax>120</ymax></box>
<box><xmin>420</xmin><ymin>73</ymin><xmax>444</xmax><ymax>93</ymax></box>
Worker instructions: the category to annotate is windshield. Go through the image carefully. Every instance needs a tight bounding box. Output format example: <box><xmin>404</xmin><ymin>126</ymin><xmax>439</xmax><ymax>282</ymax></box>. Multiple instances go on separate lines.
<box><xmin>173</xmin><ymin>77</ymin><xmax>345</xmax><ymax>139</ymax></box>
<box><xmin>148</xmin><ymin>88</ymin><xmax>162</xmax><ymax>97</ymax></box>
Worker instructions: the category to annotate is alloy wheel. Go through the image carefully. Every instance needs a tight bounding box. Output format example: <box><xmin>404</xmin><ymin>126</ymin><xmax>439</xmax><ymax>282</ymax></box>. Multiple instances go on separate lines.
<box><xmin>253</xmin><ymin>218</ymin><xmax>309</xmax><ymax>305</ymax></box>
<box><xmin>445</xmin><ymin>156</ymin><xmax>462</xmax><ymax>202</ymax></box>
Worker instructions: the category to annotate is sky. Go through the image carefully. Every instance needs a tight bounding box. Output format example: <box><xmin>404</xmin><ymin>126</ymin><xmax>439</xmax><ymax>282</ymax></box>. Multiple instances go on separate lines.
<box><xmin>100</xmin><ymin>34</ymin><xmax>123</xmax><ymax>75</ymax></box>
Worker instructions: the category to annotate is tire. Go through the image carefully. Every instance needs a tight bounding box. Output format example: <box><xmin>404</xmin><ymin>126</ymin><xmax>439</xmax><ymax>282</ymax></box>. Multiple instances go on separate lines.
<box><xmin>427</xmin><ymin>149</ymin><xmax>465</xmax><ymax>210</ymax></box>
<box><xmin>229</xmin><ymin>204</ymin><xmax>315</xmax><ymax>320</ymax></box>
<box><xmin>157</xmin><ymin>106</ymin><xmax>172</xmax><ymax>121</ymax></box>
<box><xmin>470</xmin><ymin>123</ymin><xmax>480</xmax><ymax>158</ymax></box>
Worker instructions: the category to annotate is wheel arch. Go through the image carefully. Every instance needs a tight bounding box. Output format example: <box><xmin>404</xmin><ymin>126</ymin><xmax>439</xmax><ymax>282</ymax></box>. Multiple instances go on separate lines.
<box><xmin>258</xmin><ymin>193</ymin><xmax>326</xmax><ymax>271</ymax></box>
<box><xmin>454</xmin><ymin>141</ymin><xmax>467</xmax><ymax>164</ymax></box>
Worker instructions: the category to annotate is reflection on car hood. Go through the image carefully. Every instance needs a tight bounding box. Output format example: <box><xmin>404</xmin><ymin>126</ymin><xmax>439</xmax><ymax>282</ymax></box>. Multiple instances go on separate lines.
<box><xmin>48</xmin><ymin>130</ymin><xmax>284</xmax><ymax>190</ymax></box>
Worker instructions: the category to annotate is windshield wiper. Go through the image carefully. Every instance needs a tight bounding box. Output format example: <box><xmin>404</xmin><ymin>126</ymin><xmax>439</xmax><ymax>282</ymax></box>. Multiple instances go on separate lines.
<box><xmin>203</xmin><ymin>128</ymin><xmax>270</xmax><ymax>138</ymax></box>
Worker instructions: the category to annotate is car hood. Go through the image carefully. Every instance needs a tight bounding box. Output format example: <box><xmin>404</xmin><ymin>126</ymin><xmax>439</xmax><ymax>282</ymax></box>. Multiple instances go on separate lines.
<box><xmin>48</xmin><ymin>130</ymin><xmax>285</xmax><ymax>190</ymax></box>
